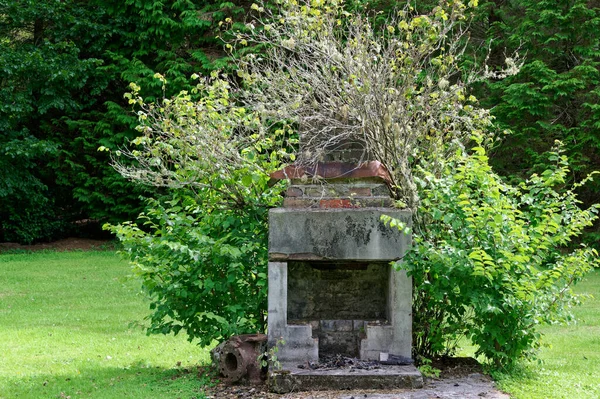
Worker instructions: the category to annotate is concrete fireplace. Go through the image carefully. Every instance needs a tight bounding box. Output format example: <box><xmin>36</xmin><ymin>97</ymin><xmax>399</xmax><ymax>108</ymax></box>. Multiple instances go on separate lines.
<box><xmin>266</xmin><ymin>162</ymin><xmax>422</xmax><ymax>392</ymax></box>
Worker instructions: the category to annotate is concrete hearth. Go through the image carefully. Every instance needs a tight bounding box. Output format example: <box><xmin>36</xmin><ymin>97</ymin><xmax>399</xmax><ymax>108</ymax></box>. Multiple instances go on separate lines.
<box><xmin>269</xmin><ymin>364</ymin><xmax>424</xmax><ymax>394</ymax></box>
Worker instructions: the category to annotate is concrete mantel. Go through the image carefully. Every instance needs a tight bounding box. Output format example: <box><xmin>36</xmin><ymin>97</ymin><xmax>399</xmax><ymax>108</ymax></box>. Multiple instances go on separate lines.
<box><xmin>268</xmin><ymin>208</ymin><xmax>412</xmax><ymax>262</ymax></box>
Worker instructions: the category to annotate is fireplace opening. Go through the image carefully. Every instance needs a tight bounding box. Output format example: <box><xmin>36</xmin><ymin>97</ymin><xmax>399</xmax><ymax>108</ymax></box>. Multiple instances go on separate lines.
<box><xmin>287</xmin><ymin>261</ymin><xmax>389</xmax><ymax>358</ymax></box>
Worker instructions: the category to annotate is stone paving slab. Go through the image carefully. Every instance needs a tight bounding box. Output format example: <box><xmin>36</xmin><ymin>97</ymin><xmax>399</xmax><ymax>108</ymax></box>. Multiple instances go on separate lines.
<box><xmin>269</xmin><ymin>365</ymin><xmax>424</xmax><ymax>394</ymax></box>
<box><xmin>276</xmin><ymin>374</ymin><xmax>509</xmax><ymax>399</ymax></box>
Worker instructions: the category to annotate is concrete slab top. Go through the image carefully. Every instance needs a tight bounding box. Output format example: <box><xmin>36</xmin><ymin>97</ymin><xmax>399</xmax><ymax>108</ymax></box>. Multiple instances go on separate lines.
<box><xmin>268</xmin><ymin>208</ymin><xmax>412</xmax><ymax>261</ymax></box>
<box><xmin>269</xmin><ymin>364</ymin><xmax>423</xmax><ymax>393</ymax></box>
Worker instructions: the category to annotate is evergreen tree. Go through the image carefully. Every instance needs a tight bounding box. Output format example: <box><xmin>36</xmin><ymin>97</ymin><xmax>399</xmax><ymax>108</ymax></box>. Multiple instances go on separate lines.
<box><xmin>476</xmin><ymin>0</ymin><xmax>600</xmax><ymax>213</ymax></box>
<box><xmin>0</xmin><ymin>0</ymin><xmax>241</xmax><ymax>242</ymax></box>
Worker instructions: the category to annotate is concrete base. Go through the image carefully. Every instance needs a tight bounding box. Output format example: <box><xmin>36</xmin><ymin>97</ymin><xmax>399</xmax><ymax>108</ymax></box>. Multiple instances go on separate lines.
<box><xmin>268</xmin><ymin>364</ymin><xmax>423</xmax><ymax>393</ymax></box>
<box><xmin>268</xmin><ymin>260</ymin><xmax>412</xmax><ymax>363</ymax></box>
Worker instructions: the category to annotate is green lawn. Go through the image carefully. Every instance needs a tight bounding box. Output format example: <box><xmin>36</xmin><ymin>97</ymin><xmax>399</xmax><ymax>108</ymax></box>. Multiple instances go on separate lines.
<box><xmin>493</xmin><ymin>268</ymin><xmax>600</xmax><ymax>399</ymax></box>
<box><xmin>0</xmin><ymin>251</ymin><xmax>211</xmax><ymax>399</ymax></box>
<box><xmin>1</xmin><ymin>251</ymin><xmax>598</xmax><ymax>399</ymax></box>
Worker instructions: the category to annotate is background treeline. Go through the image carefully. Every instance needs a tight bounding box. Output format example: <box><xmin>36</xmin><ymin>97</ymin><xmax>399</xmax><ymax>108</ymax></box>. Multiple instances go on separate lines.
<box><xmin>1</xmin><ymin>0</ymin><xmax>599</xmax><ymax>244</ymax></box>
<box><xmin>0</xmin><ymin>0</ymin><xmax>240</xmax><ymax>242</ymax></box>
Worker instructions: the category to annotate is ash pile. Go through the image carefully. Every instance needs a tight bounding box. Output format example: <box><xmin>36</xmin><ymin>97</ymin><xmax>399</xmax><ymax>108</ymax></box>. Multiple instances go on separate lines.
<box><xmin>297</xmin><ymin>353</ymin><xmax>413</xmax><ymax>371</ymax></box>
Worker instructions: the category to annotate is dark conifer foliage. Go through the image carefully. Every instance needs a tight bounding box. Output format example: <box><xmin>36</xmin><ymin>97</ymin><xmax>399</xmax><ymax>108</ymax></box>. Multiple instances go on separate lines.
<box><xmin>1</xmin><ymin>0</ymin><xmax>599</xmax><ymax>244</ymax></box>
<box><xmin>474</xmin><ymin>0</ymin><xmax>600</xmax><ymax>218</ymax></box>
<box><xmin>0</xmin><ymin>0</ymin><xmax>241</xmax><ymax>243</ymax></box>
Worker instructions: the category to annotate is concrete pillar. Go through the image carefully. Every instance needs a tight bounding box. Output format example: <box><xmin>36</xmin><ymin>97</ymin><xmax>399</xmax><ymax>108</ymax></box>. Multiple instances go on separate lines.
<box><xmin>268</xmin><ymin>262</ymin><xmax>318</xmax><ymax>365</ymax></box>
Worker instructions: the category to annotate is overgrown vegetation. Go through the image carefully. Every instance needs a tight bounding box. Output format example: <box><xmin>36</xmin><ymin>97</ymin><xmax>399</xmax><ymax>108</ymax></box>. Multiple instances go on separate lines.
<box><xmin>108</xmin><ymin>0</ymin><xmax>599</xmax><ymax>369</ymax></box>
<box><xmin>230</xmin><ymin>0</ymin><xmax>507</xmax><ymax>210</ymax></box>
<box><xmin>107</xmin><ymin>76</ymin><xmax>292</xmax><ymax>344</ymax></box>
<box><xmin>386</xmin><ymin>142</ymin><xmax>598</xmax><ymax>367</ymax></box>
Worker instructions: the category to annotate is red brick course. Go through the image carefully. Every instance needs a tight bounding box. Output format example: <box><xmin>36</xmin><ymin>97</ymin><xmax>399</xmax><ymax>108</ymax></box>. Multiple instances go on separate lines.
<box><xmin>319</xmin><ymin>199</ymin><xmax>354</xmax><ymax>208</ymax></box>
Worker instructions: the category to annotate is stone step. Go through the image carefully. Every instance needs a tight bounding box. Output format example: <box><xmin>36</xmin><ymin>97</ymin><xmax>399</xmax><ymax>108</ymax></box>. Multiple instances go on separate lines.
<box><xmin>268</xmin><ymin>364</ymin><xmax>423</xmax><ymax>393</ymax></box>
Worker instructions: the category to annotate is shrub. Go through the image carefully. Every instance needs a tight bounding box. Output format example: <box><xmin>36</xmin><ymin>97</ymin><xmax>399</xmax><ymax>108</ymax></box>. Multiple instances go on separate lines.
<box><xmin>385</xmin><ymin>140</ymin><xmax>599</xmax><ymax>367</ymax></box>
<box><xmin>231</xmin><ymin>0</ymin><xmax>495</xmax><ymax>210</ymax></box>
<box><xmin>110</xmin><ymin>192</ymin><xmax>274</xmax><ymax>345</ymax></box>
<box><xmin>107</xmin><ymin>75</ymin><xmax>291</xmax><ymax>344</ymax></box>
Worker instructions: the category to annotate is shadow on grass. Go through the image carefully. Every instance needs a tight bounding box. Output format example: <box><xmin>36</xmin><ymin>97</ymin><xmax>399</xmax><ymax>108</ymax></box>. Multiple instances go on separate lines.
<box><xmin>1</xmin><ymin>363</ymin><xmax>216</xmax><ymax>399</ymax></box>
<box><xmin>489</xmin><ymin>360</ymin><xmax>540</xmax><ymax>383</ymax></box>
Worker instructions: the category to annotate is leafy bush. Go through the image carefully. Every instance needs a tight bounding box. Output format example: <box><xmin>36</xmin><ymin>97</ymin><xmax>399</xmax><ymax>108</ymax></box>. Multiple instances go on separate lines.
<box><xmin>107</xmin><ymin>75</ymin><xmax>290</xmax><ymax>344</ymax></box>
<box><xmin>110</xmin><ymin>193</ymin><xmax>273</xmax><ymax>345</ymax></box>
<box><xmin>385</xmin><ymin>139</ymin><xmax>599</xmax><ymax>367</ymax></box>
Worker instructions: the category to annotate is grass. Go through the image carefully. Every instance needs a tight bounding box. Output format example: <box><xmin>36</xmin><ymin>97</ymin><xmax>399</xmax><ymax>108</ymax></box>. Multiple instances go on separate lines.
<box><xmin>1</xmin><ymin>251</ymin><xmax>598</xmax><ymax>399</ymax></box>
<box><xmin>492</xmin><ymin>268</ymin><xmax>600</xmax><ymax>399</ymax></box>
<box><xmin>0</xmin><ymin>251</ymin><xmax>211</xmax><ymax>399</ymax></box>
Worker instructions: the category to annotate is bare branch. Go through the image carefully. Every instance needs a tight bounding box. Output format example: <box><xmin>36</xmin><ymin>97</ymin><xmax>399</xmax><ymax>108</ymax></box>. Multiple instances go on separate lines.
<box><xmin>230</xmin><ymin>1</ymin><xmax>518</xmax><ymax>210</ymax></box>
